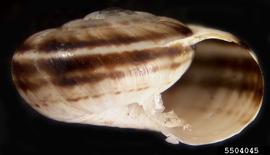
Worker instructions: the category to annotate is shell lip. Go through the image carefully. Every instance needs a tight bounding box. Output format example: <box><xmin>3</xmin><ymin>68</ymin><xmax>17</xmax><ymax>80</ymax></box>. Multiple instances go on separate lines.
<box><xmin>158</xmin><ymin>37</ymin><xmax>264</xmax><ymax>145</ymax></box>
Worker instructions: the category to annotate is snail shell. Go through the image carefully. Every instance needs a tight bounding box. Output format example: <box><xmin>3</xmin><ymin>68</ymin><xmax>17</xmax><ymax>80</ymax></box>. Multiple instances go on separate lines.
<box><xmin>11</xmin><ymin>9</ymin><xmax>264</xmax><ymax>145</ymax></box>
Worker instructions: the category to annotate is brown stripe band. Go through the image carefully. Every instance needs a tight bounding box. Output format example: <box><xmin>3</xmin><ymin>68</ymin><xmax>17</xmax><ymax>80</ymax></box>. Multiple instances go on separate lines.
<box><xmin>13</xmin><ymin>62</ymin><xmax>182</xmax><ymax>91</ymax></box>
<box><xmin>13</xmin><ymin>45</ymin><xmax>185</xmax><ymax>77</ymax></box>
<box><xmin>53</xmin><ymin>71</ymin><xmax>125</xmax><ymax>86</ymax></box>
<box><xmin>12</xmin><ymin>60</ymin><xmax>38</xmax><ymax>77</ymax></box>
<box><xmin>17</xmin><ymin>24</ymin><xmax>192</xmax><ymax>53</ymax></box>
<box><xmin>39</xmin><ymin>46</ymin><xmax>184</xmax><ymax>75</ymax></box>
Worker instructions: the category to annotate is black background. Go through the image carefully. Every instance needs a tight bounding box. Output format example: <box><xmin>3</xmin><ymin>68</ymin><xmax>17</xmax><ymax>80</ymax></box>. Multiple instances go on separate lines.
<box><xmin>0</xmin><ymin>0</ymin><xmax>270</xmax><ymax>154</ymax></box>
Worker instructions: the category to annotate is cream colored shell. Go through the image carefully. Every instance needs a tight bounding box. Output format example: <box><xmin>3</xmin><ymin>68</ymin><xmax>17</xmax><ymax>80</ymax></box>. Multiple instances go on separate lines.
<box><xmin>11</xmin><ymin>9</ymin><xmax>264</xmax><ymax>145</ymax></box>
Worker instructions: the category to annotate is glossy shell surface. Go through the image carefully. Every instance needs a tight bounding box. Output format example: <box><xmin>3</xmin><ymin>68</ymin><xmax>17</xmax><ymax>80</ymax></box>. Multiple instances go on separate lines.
<box><xmin>12</xmin><ymin>9</ymin><xmax>264</xmax><ymax>145</ymax></box>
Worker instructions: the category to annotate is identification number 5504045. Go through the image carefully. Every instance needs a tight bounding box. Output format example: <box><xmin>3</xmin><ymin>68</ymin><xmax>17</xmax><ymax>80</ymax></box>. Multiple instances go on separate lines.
<box><xmin>224</xmin><ymin>147</ymin><xmax>259</xmax><ymax>154</ymax></box>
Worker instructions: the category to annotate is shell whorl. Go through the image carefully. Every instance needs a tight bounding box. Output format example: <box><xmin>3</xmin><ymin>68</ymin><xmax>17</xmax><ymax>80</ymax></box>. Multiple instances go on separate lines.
<box><xmin>12</xmin><ymin>9</ymin><xmax>194</xmax><ymax>117</ymax></box>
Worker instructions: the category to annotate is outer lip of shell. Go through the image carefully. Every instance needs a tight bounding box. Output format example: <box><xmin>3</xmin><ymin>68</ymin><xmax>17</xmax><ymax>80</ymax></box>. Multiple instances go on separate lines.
<box><xmin>159</xmin><ymin>37</ymin><xmax>264</xmax><ymax>145</ymax></box>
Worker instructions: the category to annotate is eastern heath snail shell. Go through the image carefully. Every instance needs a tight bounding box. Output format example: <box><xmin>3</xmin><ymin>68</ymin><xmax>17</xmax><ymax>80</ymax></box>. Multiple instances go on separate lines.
<box><xmin>11</xmin><ymin>9</ymin><xmax>264</xmax><ymax>145</ymax></box>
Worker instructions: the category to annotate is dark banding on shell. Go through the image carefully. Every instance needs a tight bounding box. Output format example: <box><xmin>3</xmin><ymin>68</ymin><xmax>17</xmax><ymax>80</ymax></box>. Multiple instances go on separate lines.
<box><xmin>38</xmin><ymin>46</ymin><xmax>184</xmax><ymax>75</ymax></box>
<box><xmin>12</xmin><ymin>45</ymin><xmax>187</xmax><ymax>77</ymax></box>
<box><xmin>17</xmin><ymin>30</ymin><xmax>191</xmax><ymax>53</ymax></box>
<box><xmin>12</xmin><ymin>61</ymin><xmax>187</xmax><ymax>92</ymax></box>
<box><xmin>16</xmin><ymin>10</ymin><xmax>192</xmax><ymax>53</ymax></box>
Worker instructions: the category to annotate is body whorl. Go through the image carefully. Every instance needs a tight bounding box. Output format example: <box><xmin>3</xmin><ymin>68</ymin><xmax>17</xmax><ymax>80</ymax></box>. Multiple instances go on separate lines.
<box><xmin>12</xmin><ymin>9</ymin><xmax>194</xmax><ymax>119</ymax></box>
